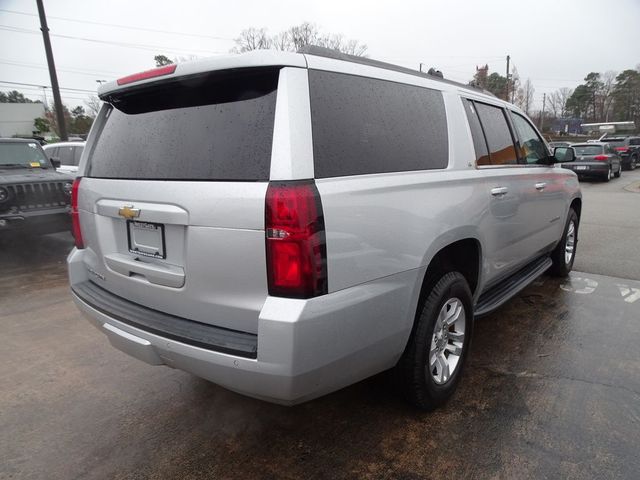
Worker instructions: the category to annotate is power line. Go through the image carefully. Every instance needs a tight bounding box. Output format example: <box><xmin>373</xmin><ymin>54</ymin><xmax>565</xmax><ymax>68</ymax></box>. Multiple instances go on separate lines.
<box><xmin>0</xmin><ymin>25</ymin><xmax>224</xmax><ymax>55</ymax></box>
<box><xmin>0</xmin><ymin>8</ymin><xmax>234</xmax><ymax>41</ymax></box>
<box><xmin>0</xmin><ymin>59</ymin><xmax>118</xmax><ymax>78</ymax></box>
<box><xmin>0</xmin><ymin>79</ymin><xmax>95</xmax><ymax>93</ymax></box>
<box><xmin>0</xmin><ymin>58</ymin><xmax>120</xmax><ymax>76</ymax></box>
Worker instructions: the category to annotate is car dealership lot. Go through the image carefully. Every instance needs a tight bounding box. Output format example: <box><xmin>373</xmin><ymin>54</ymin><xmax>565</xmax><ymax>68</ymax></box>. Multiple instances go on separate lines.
<box><xmin>1</xmin><ymin>170</ymin><xmax>639</xmax><ymax>479</ymax></box>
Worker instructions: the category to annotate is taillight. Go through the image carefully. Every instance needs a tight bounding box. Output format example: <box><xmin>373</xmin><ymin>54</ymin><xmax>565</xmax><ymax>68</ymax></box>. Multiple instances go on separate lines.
<box><xmin>615</xmin><ymin>147</ymin><xmax>629</xmax><ymax>152</ymax></box>
<box><xmin>265</xmin><ymin>181</ymin><xmax>328</xmax><ymax>298</ymax></box>
<box><xmin>594</xmin><ymin>155</ymin><xmax>608</xmax><ymax>161</ymax></box>
<box><xmin>71</xmin><ymin>178</ymin><xmax>84</xmax><ymax>249</ymax></box>
<box><xmin>117</xmin><ymin>64</ymin><xmax>177</xmax><ymax>85</ymax></box>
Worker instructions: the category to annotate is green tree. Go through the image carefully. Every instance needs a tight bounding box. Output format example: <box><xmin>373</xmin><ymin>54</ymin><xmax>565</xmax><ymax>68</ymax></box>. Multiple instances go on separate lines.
<box><xmin>612</xmin><ymin>69</ymin><xmax>640</xmax><ymax>124</ymax></box>
<box><xmin>34</xmin><ymin>117</ymin><xmax>50</xmax><ymax>133</ymax></box>
<box><xmin>485</xmin><ymin>72</ymin><xmax>508</xmax><ymax>98</ymax></box>
<box><xmin>69</xmin><ymin>106</ymin><xmax>93</xmax><ymax>134</ymax></box>
<box><xmin>154</xmin><ymin>54</ymin><xmax>174</xmax><ymax>67</ymax></box>
<box><xmin>0</xmin><ymin>90</ymin><xmax>36</xmax><ymax>103</ymax></box>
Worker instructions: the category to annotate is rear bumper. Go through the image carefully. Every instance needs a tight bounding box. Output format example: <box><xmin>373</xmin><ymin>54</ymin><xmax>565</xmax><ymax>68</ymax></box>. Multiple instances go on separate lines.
<box><xmin>562</xmin><ymin>163</ymin><xmax>609</xmax><ymax>177</ymax></box>
<box><xmin>0</xmin><ymin>209</ymin><xmax>70</xmax><ymax>234</ymax></box>
<box><xmin>68</xmin><ymin>248</ymin><xmax>421</xmax><ymax>405</ymax></box>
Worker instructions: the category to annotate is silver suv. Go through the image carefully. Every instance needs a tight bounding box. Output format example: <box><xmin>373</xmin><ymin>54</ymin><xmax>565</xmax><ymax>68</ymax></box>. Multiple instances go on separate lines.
<box><xmin>68</xmin><ymin>47</ymin><xmax>582</xmax><ymax>410</ymax></box>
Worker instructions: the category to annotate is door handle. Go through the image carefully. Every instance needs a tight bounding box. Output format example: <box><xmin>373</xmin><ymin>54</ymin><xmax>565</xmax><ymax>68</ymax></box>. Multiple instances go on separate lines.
<box><xmin>535</xmin><ymin>182</ymin><xmax>547</xmax><ymax>191</ymax></box>
<box><xmin>490</xmin><ymin>187</ymin><xmax>508</xmax><ymax>197</ymax></box>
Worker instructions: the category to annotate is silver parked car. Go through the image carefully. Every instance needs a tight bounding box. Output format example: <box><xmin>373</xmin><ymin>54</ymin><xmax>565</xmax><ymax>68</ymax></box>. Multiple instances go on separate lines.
<box><xmin>43</xmin><ymin>141</ymin><xmax>85</xmax><ymax>177</ymax></box>
<box><xmin>68</xmin><ymin>47</ymin><xmax>582</xmax><ymax>410</ymax></box>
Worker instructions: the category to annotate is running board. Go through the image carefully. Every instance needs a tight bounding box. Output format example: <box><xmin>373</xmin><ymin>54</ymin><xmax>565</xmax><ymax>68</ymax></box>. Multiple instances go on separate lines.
<box><xmin>474</xmin><ymin>256</ymin><xmax>552</xmax><ymax>318</ymax></box>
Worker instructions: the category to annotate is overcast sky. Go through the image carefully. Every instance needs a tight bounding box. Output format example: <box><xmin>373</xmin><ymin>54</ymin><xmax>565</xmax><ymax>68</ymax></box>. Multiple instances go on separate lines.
<box><xmin>1</xmin><ymin>0</ymin><xmax>638</xmax><ymax>110</ymax></box>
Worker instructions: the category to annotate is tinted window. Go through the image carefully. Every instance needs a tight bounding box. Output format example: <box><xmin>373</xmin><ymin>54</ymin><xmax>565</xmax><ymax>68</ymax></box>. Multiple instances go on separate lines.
<box><xmin>573</xmin><ymin>145</ymin><xmax>603</xmax><ymax>155</ymax></box>
<box><xmin>510</xmin><ymin>112</ymin><xmax>548</xmax><ymax>164</ymax></box>
<box><xmin>462</xmin><ymin>99</ymin><xmax>490</xmax><ymax>166</ymax></box>
<box><xmin>73</xmin><ymin>146</ymin><xmax>83</xmax><ymax>166</ymax></box>
<box><xmin>475</xmin><ymin>103</ymin><xmax>517</xmax><ymax>165</ymax></box>
<box><xmin>309</xmin><ymin>70</ymin><xmax>448</xmax><ymax>178</ymax></box>
<box><xmin>58</xmin><ymin>146</ymin><xmax>75</xmax><ymax>165</ymax></box>
<box><xmin>630</xmin><ymin>138</ymin><xmax>640</xmax><ymax>146</ymax></box>
<box><xmin>88</xmin><ymin>69</ymin><xmax>279</xmax><ymax>180</ymax></box>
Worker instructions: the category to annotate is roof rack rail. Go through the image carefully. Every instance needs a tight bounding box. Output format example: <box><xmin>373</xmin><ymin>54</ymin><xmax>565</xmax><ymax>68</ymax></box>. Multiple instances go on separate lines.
<box><xmin>298</xmin><ymin>45</ymin><xmax>495</xmax><ymax>97</ymax></box>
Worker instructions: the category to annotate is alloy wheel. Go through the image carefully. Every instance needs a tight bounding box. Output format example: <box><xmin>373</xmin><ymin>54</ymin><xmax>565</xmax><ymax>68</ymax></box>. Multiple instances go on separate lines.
<box><xmin>565</xmin><ymin>220</ymin><xmax>576</xmax><ymax>265</ymax></box>
<box><xmin>427</xmin><ymin>298</ymin><xmax>466</xmax><ymax>385</ymax></box>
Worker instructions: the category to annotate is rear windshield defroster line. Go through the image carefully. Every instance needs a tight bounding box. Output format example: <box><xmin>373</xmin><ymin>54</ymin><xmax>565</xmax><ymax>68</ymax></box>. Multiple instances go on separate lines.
<box><xmin>88</xmin><ymin>68</ymin><xmax>280</xmax><ymax>181</ymax></box>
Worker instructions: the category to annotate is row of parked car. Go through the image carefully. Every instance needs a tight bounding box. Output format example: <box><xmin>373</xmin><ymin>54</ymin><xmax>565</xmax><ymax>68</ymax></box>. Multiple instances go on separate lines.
<box><xmin>549</xmin><ymin>135</ymin><xmax>639</xmax><ymax>181</ymax></box>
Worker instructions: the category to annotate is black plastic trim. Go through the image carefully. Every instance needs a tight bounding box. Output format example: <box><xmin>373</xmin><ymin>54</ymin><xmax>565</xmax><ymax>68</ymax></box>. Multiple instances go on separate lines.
<box><xmin>475</xmin><ymin>255</ymin><xmax>552</xmax><ymax>317</ymax></box>
<box><xmin>72</xmin><ymin>281</ymin><xmax>258</xmax><ymax>359</ymax></box>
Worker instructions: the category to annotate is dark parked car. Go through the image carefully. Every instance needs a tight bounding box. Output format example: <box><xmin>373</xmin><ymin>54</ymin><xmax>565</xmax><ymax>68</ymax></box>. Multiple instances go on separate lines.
<box><xmin>0</xmin><ymin>138</ymin><xmax>73</xmax><ymax>234</ymax></box>
<box><xmin>556</xmin><ymin>142</ymin><xmax>622</xmax><ymax>181</ymax></box>
<box><xmin>603</xmin><ymin>136</ymin><xmax>639</xmax><ymax>170</ymax></box>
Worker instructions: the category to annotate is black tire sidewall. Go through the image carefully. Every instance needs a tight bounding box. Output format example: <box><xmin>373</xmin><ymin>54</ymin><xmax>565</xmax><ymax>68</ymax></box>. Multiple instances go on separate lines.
<box><xmin>411</xmin><ymin>273</ymin><xmax>473</xmax><ymax>405</ymax></box>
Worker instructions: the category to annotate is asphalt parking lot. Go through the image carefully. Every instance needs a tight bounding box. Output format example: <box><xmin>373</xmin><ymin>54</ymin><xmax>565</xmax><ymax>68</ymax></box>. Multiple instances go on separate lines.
<box><xmin>1</xmin><ymin>169</ymin><xmax>639</xmax><ymax>479</ymax></box>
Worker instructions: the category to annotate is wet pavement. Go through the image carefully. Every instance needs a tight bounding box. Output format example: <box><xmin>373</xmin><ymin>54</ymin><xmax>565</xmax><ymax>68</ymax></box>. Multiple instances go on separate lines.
<box><xmin>1</xmin><ymin>232</ymin><xmax>639</xmax><ymax>479</ymax></box>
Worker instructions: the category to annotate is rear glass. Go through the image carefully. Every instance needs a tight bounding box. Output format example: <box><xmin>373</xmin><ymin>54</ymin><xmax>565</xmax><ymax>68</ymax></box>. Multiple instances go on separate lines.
<box><xmin>309</xmin><ymin>70</ymin><xmax>448</xmax><ymax>178</ymax></box>
<box><xmin>604</xmin><ymin>138</ymin><xmax>624</xmax><ymax>144</ymax></box>
<box><xmin>88</xmin><ymin>69</ymin><xmax>279</xmax><ymax>181</ymax></box>
<box><xmin>573</xmin><ymin>145</ymin><xmax>603</xmax><ymax>155</ymax></box>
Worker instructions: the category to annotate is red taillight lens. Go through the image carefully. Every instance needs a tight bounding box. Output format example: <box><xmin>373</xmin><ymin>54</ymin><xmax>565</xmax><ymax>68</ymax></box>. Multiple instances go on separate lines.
<box><xmin>71</xmin><ymin>178</ymin><xmax>84</xmax><ymax>249</ymax></box>
<box><xmin>614</xmin><ymin>147</ymin><xmax>629</xmax><ymax>152</ymax></box>
<box><xmin>594</xmin><ymin>155</ymin><xmax>608</xmax><ymax>161</ymax></box>
<box><xmin>117</xmin><ymin>64</ymin><xmax>177</xmax><ymax>85</ymax></box>
<box><xmin>265</xmin><ymin>181</ymin><xmax>328</xmax><ymax>298</ymax></box>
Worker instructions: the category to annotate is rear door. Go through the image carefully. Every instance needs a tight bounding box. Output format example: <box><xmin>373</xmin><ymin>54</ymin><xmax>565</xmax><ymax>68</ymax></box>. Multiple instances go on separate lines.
<box><xmin>77</xmin><ymin>68</ymin><xmax>281</xmax><ymax>334</ymax></box>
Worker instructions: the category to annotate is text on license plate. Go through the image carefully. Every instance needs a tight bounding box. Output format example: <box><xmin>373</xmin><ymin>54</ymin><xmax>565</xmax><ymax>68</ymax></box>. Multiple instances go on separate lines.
<box><xmin>575</xmin><ymin>166</ymin><xmax>588</xmax><ymax>171</ymax></box>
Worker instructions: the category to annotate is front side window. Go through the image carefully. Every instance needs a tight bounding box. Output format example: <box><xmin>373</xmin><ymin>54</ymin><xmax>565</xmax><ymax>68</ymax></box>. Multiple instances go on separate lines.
<box><xmin>510</xmin><ymin>112</ymin><xmax>548</xmax><ymax>164</ymax></box>
<box><xmin>474</xmin><ymin>102</ymin><xmax>518</xmax><ymax>166</ymax></box>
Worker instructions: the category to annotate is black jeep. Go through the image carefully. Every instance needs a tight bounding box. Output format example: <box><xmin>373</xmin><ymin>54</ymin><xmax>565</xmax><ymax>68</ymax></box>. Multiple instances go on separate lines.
<box><xmin>0</xmin><ymin>138</ymin><xmax>73</xmax><ymax>234</ymax></box>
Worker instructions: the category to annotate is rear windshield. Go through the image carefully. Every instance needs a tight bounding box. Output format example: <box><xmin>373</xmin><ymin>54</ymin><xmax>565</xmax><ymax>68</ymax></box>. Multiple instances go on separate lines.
<box><xmin>87</xmin><ymin>69</ymin><xmax>279</xmax><ymax>181</ymax></box>
<box><xmin>604</xmin><ymin>138</ymin><xmax>624</xmax><ymax>144</ymax></box>
<box><xmin>0</xmin><ymin>142</ymin><xmax>49</xmax><ymax>167</ymax></box>
<box><xmin>573</xmin><ymin>145</ymin><xmax>603</xmax><ymax>155</ymax></box>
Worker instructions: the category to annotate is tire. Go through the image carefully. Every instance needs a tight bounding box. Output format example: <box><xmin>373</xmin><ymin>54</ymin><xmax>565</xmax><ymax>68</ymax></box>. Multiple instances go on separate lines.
<box><xmin>614</xmin><ymin>164</ymin><xmax>621</xmax><ymax>178</ymax></box>
<box><xmin>631</xmin><ymin>156</ymin><xmax>637</xmax><ymax>170</ymax></box>
<box><xmin>396</xmin><ymin>272</ymin><xmax>473</xmax><ymax>410</ymax></box>
<box><xmin>549</xmin><ymin>208</ymin><xmax>578</xmax><ymax>277</ymax></box>
<box><xmin>603</xmin><ymin>167</ymin><xmax>611</xmax><ymax>182</ymax></box>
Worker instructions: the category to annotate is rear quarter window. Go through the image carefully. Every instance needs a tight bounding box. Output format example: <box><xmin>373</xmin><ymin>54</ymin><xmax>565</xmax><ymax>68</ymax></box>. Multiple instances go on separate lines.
<box><xmin>309</xmin><ymin>71</ymin><xmax>448</xmax><ymax>178</ymax></box>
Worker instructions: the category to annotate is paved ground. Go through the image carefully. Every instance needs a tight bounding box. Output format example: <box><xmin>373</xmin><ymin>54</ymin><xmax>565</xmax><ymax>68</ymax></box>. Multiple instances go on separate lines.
<box><xmin>1</xmin><ymin>172</ymin><xmax>639</xmax><ymax>479</ymax></box>
<box><xmin>573</xmin><ymin>166</ymin><xmax>640</xmax><ymax>281</ymax></box>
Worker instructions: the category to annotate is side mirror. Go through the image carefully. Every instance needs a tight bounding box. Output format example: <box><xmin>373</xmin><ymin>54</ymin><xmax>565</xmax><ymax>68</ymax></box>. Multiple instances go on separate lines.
<box><xmin>553</xmin><ymin>146</ymin><xmax>575</xmax><ymax>163</ymax></box>
<box><xmin>50</xmin><ymin>158</ymin><xmax>61</xmax><ymax>168</ymax></box>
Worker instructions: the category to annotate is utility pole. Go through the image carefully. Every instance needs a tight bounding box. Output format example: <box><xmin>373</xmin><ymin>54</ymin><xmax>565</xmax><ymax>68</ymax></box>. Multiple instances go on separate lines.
<box><xmin>540</xmin><ymin>92</ymin><xmax>546</xmax><ymax>131</ymax></box>
<box><xmin>36</xmin><ymin>0</ymin><xmax>67</xmax><ymax>140</ymax></box>
<box><xmin>505</xmin><ymin>55</ymin><xmax>510</xmax><ymax>102</ymax></box>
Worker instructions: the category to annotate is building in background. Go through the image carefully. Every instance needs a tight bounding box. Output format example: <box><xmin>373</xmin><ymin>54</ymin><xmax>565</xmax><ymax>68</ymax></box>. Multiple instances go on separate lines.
<box><xmin>0</xmin><ymin>103</ymin><xmax>45</xmax><ymax>137</ymax></box>
<box><xmin>550</xmin><ymin>117</ymin><xmax>583</xmax><ymax>135</ymax></box>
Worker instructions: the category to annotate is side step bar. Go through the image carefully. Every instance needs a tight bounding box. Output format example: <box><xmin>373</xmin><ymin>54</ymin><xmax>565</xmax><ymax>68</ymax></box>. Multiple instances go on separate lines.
<box><xmin>475</xmin><ymin>256</ymin><xmax>552</xmax><ymax>317</ymax></box>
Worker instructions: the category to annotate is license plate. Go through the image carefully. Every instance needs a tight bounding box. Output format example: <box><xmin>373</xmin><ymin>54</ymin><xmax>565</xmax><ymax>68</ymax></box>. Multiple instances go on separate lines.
<box><xmin>127</xmin><ymin>220</ymin><xmax>166</xmax><ymax>259</ymax></box>
<box><xmin>575</xmin><ymin>166</ymin><xmax>588</xmax><ymax>171</ymax></box>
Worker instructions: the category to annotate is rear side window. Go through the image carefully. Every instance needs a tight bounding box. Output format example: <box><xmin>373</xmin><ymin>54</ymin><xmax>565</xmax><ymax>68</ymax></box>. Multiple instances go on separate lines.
<box><xmin>462</xmin><ymin>99</ymin><xmax>490</xmax><ymax>166</ymax></box>
<box><xmin>88</xmin><ymin>69</ymin><xmax>279</xmax><ymax>181</ymax></box>
<box><xmin>309</xmin><ymin>71</ymin><xmax>448</xmax><ymax>178</ymax></box>
<box><xmin>474</xmin><ymin>102</ymin><xmax>518</xmax><ymax>166</ymax></box>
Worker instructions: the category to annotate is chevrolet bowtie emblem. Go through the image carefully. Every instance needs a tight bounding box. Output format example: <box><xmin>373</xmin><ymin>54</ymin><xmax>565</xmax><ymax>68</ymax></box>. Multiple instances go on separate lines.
<box><xmin>118</xmin><ymin>205</ymin><xmax>140</xmax><ymax>219</ymax></box>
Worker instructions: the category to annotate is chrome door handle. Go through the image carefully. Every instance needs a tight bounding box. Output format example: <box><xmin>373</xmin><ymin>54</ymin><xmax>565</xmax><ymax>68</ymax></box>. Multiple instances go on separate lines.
<box><xmin>535</xmin><ymin>182</ymin><xmax>547</xmax><ymax>191</ymax></box>
<box><xmin>490</xmin><ymin>187</ymin><xmax>508</xmax><ymax>197</ymax></box>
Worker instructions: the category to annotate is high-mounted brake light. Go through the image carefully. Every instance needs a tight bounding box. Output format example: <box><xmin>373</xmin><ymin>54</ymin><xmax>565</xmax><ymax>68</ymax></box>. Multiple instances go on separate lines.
<box><xmin>71</xmin><ymin>178</ymin><xmax>84</xmax><ymax>249</ymax></box>
<box><xmin>594</xmin><ymin>155</ymin><xmax>608</xmax><ymax>161</ymax></box>
<box><xmin>117</xmin><ymin>64</ymin><xmax>177</xmax><ymax>86</ymax></box>
<box><xmin>265</xmin><ymin>181</ymin><xmax>328</xmax><ymax>298</ymax></box>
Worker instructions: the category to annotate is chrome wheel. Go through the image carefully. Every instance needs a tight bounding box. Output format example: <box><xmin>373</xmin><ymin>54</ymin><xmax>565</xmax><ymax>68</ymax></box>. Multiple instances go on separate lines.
<box><xmin>427</xmin><ymin>298</ymin><xmax>466</xmax><ymax>385</ymax></box>
<box><xmin>565</xmin><ymin>220</ymin><xmax>576</xmax><ymax>265</ymax></box>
